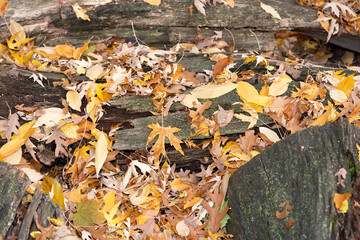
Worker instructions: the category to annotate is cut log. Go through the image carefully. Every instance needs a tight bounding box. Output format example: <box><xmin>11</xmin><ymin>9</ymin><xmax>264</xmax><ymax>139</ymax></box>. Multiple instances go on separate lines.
<box><xmin>227</xmin><ymin>119</ymin><xmax>360</xmax><ymax>239</ymax></box>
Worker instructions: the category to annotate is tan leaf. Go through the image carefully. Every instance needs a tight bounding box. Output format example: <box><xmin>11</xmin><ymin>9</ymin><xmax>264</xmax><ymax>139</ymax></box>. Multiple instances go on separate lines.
<box><xmin>3</xmin><ymin>148</ymin><xmax>22</xmax><ymax>165</ymax></box>
<box><xmin>20</xmin><ymin>167</ymin><xmax>43</xmax><ymax>182</ymax></box>
<box><xmin>9</xmin><ymin>19</ymin><xmax>26</xmax><ymax>42</ymax></box>
<box><xmin>66</xmin><ymin>90</ymin><xmax>82</xmax><ymax>111</ymax></box>
<box><xmin>329</xmin><ymin>89</ymin><xmax>347</xmax><ymax>103</ymax></box>
<box><xmin>259</xmin><ymin>127</ymin><xmax>280</xmax><ymax>143</ymax></box>
<box><xmin>176</xmin><ymin>220</ymin><xmax>190</xmax><ymax>237</ymax></box>
<box><xmin>86</xmin><ymin>64</ymin><xmax>103</xmax><ymax>80</ymax></box>
<box><xmin>260</xmin><ymin>2</ymin><xmax>282</xmax><ymax>20</ymax></box>
<box><xmin>191</xmin><ymin>82</ymin><xmax>237</xmax><ymax>99</ymax></box>
<box><xmin>268</xmin><ymin>74</ymin><xmax>292</xmax><ymax>96</ymax></box>
<box><xmin>95</xmin><ymin>132</ymin><xmax>108</xmax><ymax>178</ymax></box>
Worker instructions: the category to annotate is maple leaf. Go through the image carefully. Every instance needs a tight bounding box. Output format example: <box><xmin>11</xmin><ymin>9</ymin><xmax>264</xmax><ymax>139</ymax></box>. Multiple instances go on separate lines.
<box><xmin>147</xmin><ymin>123</ymin><xmax>184</xmax><ymax>165</ymax></box>
<box><xmin>71</xmin><ymin>198</ymin><xmax>105</xmax><ymax>226</ymax></box>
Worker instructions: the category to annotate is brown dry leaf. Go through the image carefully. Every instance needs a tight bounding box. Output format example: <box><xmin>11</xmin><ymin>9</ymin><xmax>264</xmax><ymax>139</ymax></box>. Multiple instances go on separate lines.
<box><xmin>144</xmin><ymin>0</ymin><xmax>161</xmax><ymax>6</ymax></box>
<box><xmin>72</xmin><ymin>3</ymin><xmax>90</xmax><ymax>21</ymax></box>
<box><xmin>276</xmin><ymin>200</ymin><xmax>293</xmax><ymax>219</ymax></box>
<box><xmin>0</xmin><ymin>0</ymin><xmax>8</xmax><ymax>16</ymax></box>
<box><xmin>147</xmin><ymin>123</ymin><xmax>184</xmax><ymax>165</ymax></box>
<box><xmin>213</xmin><ymin>56</ymin><xmax>233</xmax><ymax>80</ymax></box>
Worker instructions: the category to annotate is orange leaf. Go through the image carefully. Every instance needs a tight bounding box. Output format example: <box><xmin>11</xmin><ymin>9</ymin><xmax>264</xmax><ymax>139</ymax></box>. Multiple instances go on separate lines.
<box><xmin>286</xmin><ymin>219</ymin><xmax>295</xmax><ymax>230</ymax></box>
<box><xmin>55</xmin><ymin>44</ymin><xmax>75</xmax><ymax>58</ymax></box>
<box><xmin>73</xmin><ymin>40</ymin><xmax>90</xmax><ymax>60</ymax></box>
<box><xmin>147</xmin><ymin>123</ymin><xmax>184</xmax><ymax>165</ymax></box>
<box><xmin>0</xmin><ymin>0</ymin><xmax>8</xmax><ymax>16</ymax></box>
<box><xmin>213</xmin><ymin>56</ymin><xmax>233</xmax><ymax>80</ymax></box>
<box><xmin>334</xmin><ymin>192</ymin><xmax>351</xmax><ymax>209</ymax></box>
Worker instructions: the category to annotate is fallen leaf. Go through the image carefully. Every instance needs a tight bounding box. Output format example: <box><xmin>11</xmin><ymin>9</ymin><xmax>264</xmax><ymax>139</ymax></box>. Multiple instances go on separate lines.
<box><xmin>41</xmin><ymin>175</ymin><xmax>65</xmax><ymax>210</ymax></box>
<box><xmin>144</xmin><ymin>0</ymin><xmax>161</xmax><ymax>6</ymax></box>
<box><xmin>66</xmin><ymin>90</ymin><xmax>82</xmax><ymax>111</ymax></box>
<box><xmin>191</xmin><ymin>82</ymin><xmax>237</xmax><ymax>99</ymax></box>
<box><xmin>0</xmin><ymin>0</ymin><xmax>8</xmax><ymax>16</ymax></box>
<box><xmin>268</xmin><ymin>74</ymin><xmax>292</xmax><ymax>96</ymax></box>
<box><xmin>71</xmin><ymin>198</ymin><xmax>105</xmax><ymax>226</ymax></box>
<box><xmin>260</xmin><ymin>2</ymin><xmax>282</xmax><ymax>20</ymax></box>
<box><xmin>72</xmin><ymin>3</ymin><xmax>90</xmax><ymax>21</ymax></box>
<box><xmin>9</xmin><ymin>19</ymin><xmax>25</xmax><ymax>42</ymax></box>
<box><xmin>95</xmin><ymin>132</ymin><xmax>108</xmax><ymax>178</ymax></box>
<box><xmin>259</xmin><ymin>127</ymin><xmax>280</xmax><ymax>142</ymax></box>
<box><xmin>237</xmin><ymin>81</ymin><xmax>273</xmax><ymax>110</ymax></box>
<box><xmin>176</xmin><ymin>220</ymin><xmax>190</xmax><ymax>237</ymax></box>
<box><xmin>213</xmin><ymin>56</ymin><xmax>233</xmax><ymax>80</ymax></box>
<box><xmin>334</xmin><ymin>192</ymin><xmax>351</xmax><ymax>210</ymax></box>
<box><xmin>286</xmin><ymin>220</ymin><xmax>295</xmax><ymax>229</ymax></box>
<box><xmin>147</xmin><ymin>123</ymin><xmax>184</xmax><ymax>165</ymax></box>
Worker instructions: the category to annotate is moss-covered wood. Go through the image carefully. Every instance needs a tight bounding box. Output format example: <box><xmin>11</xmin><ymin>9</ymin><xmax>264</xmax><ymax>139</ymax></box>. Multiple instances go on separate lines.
<box><xmin>227</xmin><ymin>119</ymin><xmax>360</xmax><ymax>239</ymax></box>
<box><xmin>0</xmin><ymin>162</ymin><xmax>30</xmax><ymax>238</ymax></box>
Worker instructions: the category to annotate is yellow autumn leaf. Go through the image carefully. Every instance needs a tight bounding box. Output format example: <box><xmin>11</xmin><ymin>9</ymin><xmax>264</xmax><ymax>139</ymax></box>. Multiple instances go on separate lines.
<box><xmin>66</xmin><ymin>90</ymin><xmax>82</xmax><ymax>111</ymax></box>
<box><xmin>95</xmin><ymin>132</ymin><xmax>108</xmax><ymax>178</ymax></box>
<box><xmin>310</xmin><ymin>102</ymin><xmax>338</xmax><ymax>126</ymax></box>
<box><xmin>0</xmin><ymin>120</ymin><xmax>35</xmax><ymax>158</ymax></box>
<box><xmin>268</xmin><ymin>74</ymin><xmax>292</xmax><ymax>96</ymax></box>
<box><xmin>41</xmin><ymin>175</ymin><xmax>65</xmax><ymax>210</ymax></box>
<box><xmin>184</xmin><ymin>197</ymin><xmax>201</xmax><ymax>209</ymax></box>
<box><xmin>72</xmin><ymin>3</ymin><xmax>90</xmax><ymax>21</ymax></box>
<box><xmin>237</xmin><ymin>81</ymin><xmax>273</xmax><ymax>110</ymax></box>
<box><xmin>336</xmin><ymin>74</ymin><xmax>355</xmax><ymax>99</ymax></box>
<box><xmin>144</xmin><ymin>0</ymin><xmax>161</xmax><ymax>6</ymax></box>
<box><xmin>101</xmin><ymin>192</ymin><xmax>125</xmax><ymax>226</ymax></box>
<box><xmin>60</xmin><ymin>122</ymin><xmax>80</xmax><ymax>139</ymax></box>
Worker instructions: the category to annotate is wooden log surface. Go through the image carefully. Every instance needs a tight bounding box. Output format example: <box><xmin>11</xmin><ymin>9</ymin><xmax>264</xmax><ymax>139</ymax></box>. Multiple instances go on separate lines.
<box><xmin>4</xmin><ymin>0</ymin><xmax>356</xmax><ymax>52</ymax></box>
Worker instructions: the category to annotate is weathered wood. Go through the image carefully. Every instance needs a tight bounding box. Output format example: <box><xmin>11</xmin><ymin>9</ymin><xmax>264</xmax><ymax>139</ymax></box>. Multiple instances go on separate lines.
<box><xmin>227</xmin><ymin>119</ymin><xmax>360</xmax><ymax>239</ymax></box>
<box><xmin>0</xmin><ymin>0</ymin><xmax>317</xmax><ymax>51</ymax></box>
<box><xmin>0</xmin><ymin>162</ymin><xmax>30</xmax><ymax>238</ymax></box>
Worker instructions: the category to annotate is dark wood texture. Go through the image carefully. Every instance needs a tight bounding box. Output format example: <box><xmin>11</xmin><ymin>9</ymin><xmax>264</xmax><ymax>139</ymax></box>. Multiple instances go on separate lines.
<box><xmin>0</xmin><ymin>162</ymin><xmax>30</xmax><ymax>238</ymax></box>
<box><xmin>227</xmin><ymin>119</ymin><xmax>360</xmax><ymax>239</ymax></box>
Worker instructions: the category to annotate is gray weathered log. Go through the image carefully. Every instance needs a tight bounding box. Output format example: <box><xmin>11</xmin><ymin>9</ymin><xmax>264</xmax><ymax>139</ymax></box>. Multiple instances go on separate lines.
<box><xmin>0</xmin><ymin>162</ymin><xmax>30</xmax><ymax>238</ymax></box>
<box><xmin>227</xmin><ymin>119</ymin><xmax>360</xmax><ymax>239</ymax></box>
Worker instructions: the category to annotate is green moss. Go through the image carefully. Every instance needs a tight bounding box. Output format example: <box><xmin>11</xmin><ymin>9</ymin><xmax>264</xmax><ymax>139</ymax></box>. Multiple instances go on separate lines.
<box><xmin>346</xmin><ymin>157</ymin><xmax>356</xmax><ymax>182</ymax></box>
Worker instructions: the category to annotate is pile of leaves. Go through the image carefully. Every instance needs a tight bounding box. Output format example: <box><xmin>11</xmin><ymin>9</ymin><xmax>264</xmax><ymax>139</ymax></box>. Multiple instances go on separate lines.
<box><xmin>0</xmin><ymin>0</ymin><xmax>360</xmax><ymax>239</ymax></box>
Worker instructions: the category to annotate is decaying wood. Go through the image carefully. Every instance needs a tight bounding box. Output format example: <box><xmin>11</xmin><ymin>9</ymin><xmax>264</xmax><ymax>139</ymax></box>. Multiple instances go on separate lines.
<box><xmin>227</xmin><ymin>118</ymin><xmax>360</xmax><ymax>239</ymax></box>
<box><xmin>0</xmin><ymin>162</ymin><xmax>30</xmax><ymax>238</ymax></box>
<box><xmin>4</xmin><ymin>0</ymin><xmax>358</xmax><ymax>52</ymax></box>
